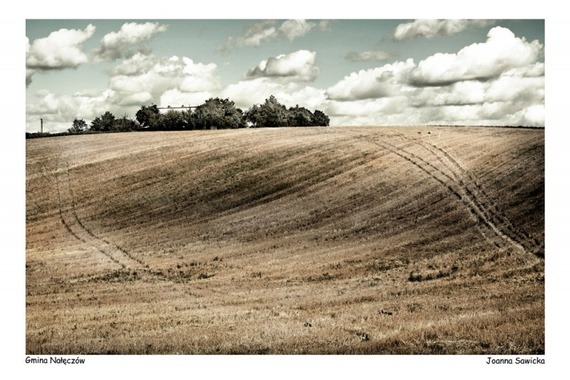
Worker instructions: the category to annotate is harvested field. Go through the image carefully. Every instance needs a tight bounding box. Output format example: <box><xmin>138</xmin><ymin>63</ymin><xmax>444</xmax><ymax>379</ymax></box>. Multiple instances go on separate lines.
<box><xmin>26</xmin><ymin>126</ymin><xmax>544</xmax><ymax>354</ymax></box>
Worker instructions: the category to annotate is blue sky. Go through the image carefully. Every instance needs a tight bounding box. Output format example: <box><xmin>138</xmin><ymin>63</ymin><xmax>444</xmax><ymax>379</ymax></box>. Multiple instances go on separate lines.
<box><xmin>26</xmin><ymin>19</ymin><xmax>544</xmax><ymax>132</ymax></box>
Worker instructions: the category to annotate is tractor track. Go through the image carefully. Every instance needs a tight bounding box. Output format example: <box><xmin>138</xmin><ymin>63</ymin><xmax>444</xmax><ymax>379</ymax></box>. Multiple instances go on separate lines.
<box><xmin>411</xmin><ymin>137</ymin><xmax>544</xmax><ymax>257</ymax></box>
<box><xmin>56</xmin><ymin>160</ymin><xmax>146</xmax><ymax>270</ymax></box>
<box><xmin>346</xmin><ymin>131</ymin><xmax>542</xmax><ymax>258</ymax></box>
<box><xmin>54</xmin><ymin>157</ymin><xmax>225</xmax><ymax>289</ymax></box>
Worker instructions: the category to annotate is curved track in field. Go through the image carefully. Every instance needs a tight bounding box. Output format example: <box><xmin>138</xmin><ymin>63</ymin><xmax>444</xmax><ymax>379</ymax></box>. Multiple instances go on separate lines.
<box><xmin>346</xmin><ymin>131</ymin><xmax>543</xmax><ymax>258</ymax></box>
<box><xmin>411</xmin><ymin>136</ymin><xmax>544</xmax><ymax>257</ymax></box>
<box><xmin>56</xmin><ymin>159</ymin><xmax>147</xmax><ymax>270</ymax></box>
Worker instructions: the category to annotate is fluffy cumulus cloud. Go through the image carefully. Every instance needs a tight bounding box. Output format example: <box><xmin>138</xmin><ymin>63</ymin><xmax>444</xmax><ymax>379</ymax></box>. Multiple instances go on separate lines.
<box><xmin>94</xmin><ymin>22</ymin><xmax>168</xmax><ymax>60</ymax></box>
<box><xmin>219</xmin><ymin>49</ymin><xmax>325</xmax><ymax>110</ymax></box>
<box><xmin>219</xmin><ymin>19</ymin><xmax>325</xmax><ymax>51</ymax></box>
<box><xmin>109</xmin><ymin>54</ymin><xmax>220</xmax><ymax>106</ymax></box>
<box><xmin>222</xmin><ymin>78</ymin><xmax>326</xmax><ymax>110</ymax></box>
<box><xmin>394</xmin><ymin>19</ymin><xmax>494</xmax><ymax>40</ymax></box>
<box><xmin>26</xmin><ymin>24</ymin><xmax>96</xmax><ymax>70</ymax></box>
<box><xmin>26</xmin><ymin>53</ymin><xmax>221</xmax><ymax>132</ymax></box>
<box><xmin>247</xmin><ymin>50</ymin><xmax>319</xmax><ymax>82</ymax></box>
<box><xmin>345</xmin><ymin>50</ymin><xmax>391</xmax><ymax>62</ymax></box>
<box><xmin>326</xmin><ymin>59</ymin><xmax>416</xmax><ymax>101</ymax></box>
<box><xmin>410</xmin><ymin>27</ymin><xmax>543</xmax><ymax>86</ymax></box>
<box><xmin>325</xmin><ymin>27</ymin><xmax>544</xmax><ymax>127</ymax></box>
<box><xmin>110</xmin><ymin>52</ymin><xmax>156</xmax><ymax>76</ymax></box>
<box><xmin>222</xmin><ymin>78</ymin><xmax>284</xmax><ymax>108</ymax></box>
<box><xmin>279</xmin><ymin>19</ymin><xmax>314</xmax><ymax>41</ymax></box>
<box><xmin>26</xmin><ymin>25</ymin><xmax>96</xmax><ymax>86</ymax></box>
<box><xmin>26</xmin><ymin>89</ymin><xmax>116</xmax><ymax>132</ymax></box>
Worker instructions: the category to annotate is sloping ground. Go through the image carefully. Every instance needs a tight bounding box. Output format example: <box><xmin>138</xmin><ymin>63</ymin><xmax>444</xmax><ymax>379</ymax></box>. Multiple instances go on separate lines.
<box><xmin>26</xmin><ymin>126</ymin><xmax>544</xmax><ymax>354</ymax></box>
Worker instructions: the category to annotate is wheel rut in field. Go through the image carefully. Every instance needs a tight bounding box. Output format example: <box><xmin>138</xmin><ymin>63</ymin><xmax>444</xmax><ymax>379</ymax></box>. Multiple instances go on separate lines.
<box><xmin>55</xmin><ymin>158</ymin><xmax>217</xmax><ymax>287</ymax></box>
<box><xmin>412</xmin><ymin>137</ymin><xmax>544</xmax><ymax>257</ymax></box>
<box><xmin>347</xmin><ymin>132</ymin><xmax>542</xmax><ymax>258</ymax></box>
<box><xmin>56</xmin><ymin>160</ymin><xmax>146</xmax><ymax>271</ymax></box>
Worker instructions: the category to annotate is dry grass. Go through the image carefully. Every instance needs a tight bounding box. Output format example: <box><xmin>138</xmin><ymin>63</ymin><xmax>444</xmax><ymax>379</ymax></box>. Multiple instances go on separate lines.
<box><xmin>26</xmin><ymin>126</ymin><xmax>544</xmax><ymax>354</ymax></box>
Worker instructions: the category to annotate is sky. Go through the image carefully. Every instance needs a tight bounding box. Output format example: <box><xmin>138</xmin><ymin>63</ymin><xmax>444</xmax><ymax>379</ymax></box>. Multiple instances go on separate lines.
<box><xmin>25</xmin><ymin>19</ymin><xmax>544</xmax><ymax>132</ymax></box>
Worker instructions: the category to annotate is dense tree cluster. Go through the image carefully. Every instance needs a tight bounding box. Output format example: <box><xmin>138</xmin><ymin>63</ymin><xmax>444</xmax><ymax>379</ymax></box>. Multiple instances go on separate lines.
<box><xmin>244</xmin><ymin>96</ymin><xmax>329</xmax><ymax>128</ymax></box>
<box><xmin>66</xmin><ymin>96</ymin><xmax>329</xmax><ymax>134</ymax></box>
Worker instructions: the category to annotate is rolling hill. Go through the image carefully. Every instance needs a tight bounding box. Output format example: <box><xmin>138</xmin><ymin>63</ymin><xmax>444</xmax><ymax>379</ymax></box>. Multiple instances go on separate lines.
<box><xmin>26</xmin><ymin>126</ymin><xmax>544</xmax><ymax>354</ymax></box>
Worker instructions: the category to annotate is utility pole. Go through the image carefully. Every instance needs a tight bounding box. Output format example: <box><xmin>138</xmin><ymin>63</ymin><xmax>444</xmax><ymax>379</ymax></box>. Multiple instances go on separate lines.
<box><xmin>40</xmin><ymin>118</ymin><xmax>43</xmax><ymax>133</ymax></box>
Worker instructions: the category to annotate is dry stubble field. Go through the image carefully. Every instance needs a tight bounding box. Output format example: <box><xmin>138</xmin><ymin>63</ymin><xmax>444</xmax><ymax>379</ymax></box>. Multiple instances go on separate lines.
<box><xmin>26</xmin><ymin>126</ymin><xmax>544</xmax><ymax>354</ymax></box>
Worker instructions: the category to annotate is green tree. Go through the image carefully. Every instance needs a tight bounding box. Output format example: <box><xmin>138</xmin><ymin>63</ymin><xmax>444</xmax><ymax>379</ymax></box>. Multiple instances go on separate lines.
<box><xmin>288</xmin><ymin>105</ymin><xmax>313</xmax><ymax>127</ymax></box>
<box><xmin>135</xmin><ymin>104</ymin><xmax>160</xmax><ymax>128</ymax></box>
<box><xmin>89</xmin><ymin>116</ymin><xmax>102</xmax><ymax>131</ymax></box>
<box><xmin>311</xmin><ymin>110</ymin><xmax>330</xmax><ymax>127</ymax></box>
<box><xmin>68</xmin><ymin>118</ymin><xmax>88</xmax><ymax>133</ymax></box>
<box><xmin>113</xmin><ymin>116</ymin><xmax>138</xmax><ymax>132</ymax></box>
<box><xmin>90</xmin><ymin>111</ymin><xmax>116</xmax><ymax>132</ymax></box>
<box><xmin>246</xmin><ymin>95</ymin><xmax>289</xmax><ymax>128</ymax></box>
<box><xmin>193</xmin><ymin>98</ymin><xmax>245</xmax><ymax>129</ymax></box>
<box><xmin>157</xmin><ymin>110</ymin><xmax>186</xmax><ymax>130</ymax></box>
<box><xmin>181</xmin><ymin>109</ymin><xmax>195</xmax><ymax>130</ymax></box>
<box><xmin>244</xmin><ymin>104</ymin><xmax>261</xmax><ymax>127</ymax></box>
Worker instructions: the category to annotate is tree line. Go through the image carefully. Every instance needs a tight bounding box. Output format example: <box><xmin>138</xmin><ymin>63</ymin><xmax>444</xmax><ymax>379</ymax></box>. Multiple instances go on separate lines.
<box><xmin>66</xmin><ymin>95</ymin><xmax>329</xmax><ymax>134</ymax></box>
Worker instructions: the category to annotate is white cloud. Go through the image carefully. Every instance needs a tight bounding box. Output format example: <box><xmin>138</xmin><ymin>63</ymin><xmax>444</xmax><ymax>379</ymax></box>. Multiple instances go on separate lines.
<box><xmin>247</xmin><ymin>50</ymin><xmax>319</xmax><ymax>82</ymax></box>
<box><xmin>485</xmin><ymin>64</ymin><xmax>545</xmax><ymax>103</ymax></box>
<box><xmin>111</xmin><ymin>52</ymin><xmax>155</xmax><ymax>76</ymax></box>
<box><xmin>109</xmin><ymin>54</ymin><xmax>220</xmax><ymax>107</ymax></box>
<box><xmin>26</xmin><ymin>89</ymin><xmax>116</xmax><ymax>132</ymax></box>
<box><xmin>394</xmin><ymin>19</ymin><xmax>494</xmax><ymax>40</ymax></box>
<box><xmin>221</xmin><ymin>78</ymin><xmax>326</xmax><ymax>110</ymax></box>
<box><xmin>26</xmin><ymin>52</ymin><xmax>221</xmax><ymax>132</ymax></box>
<box><xmin>219</xmin><ymin>19</ymin><xmax>319</xmax><ymax>51</ymax></box>
<box><xmin>26</xmin><ymin>24</ymin><xmax>96</xmax><ymax>72</ymax></box>
<box><xmin>114</xmin><ymin>92</ymin><xmax>154</xmax><ymax>107</ymax></box>
<box><xmin>222</xmin><ymin>78</ymin><xmax>284</xmax><ymax>108</ymax></box>
<box><xmin>345</xmin><ymin>50</ymin><xmax>391</xmax><ymax>62</ymax></box>
<box><xmin>326</xmin><ymin>59</ymin><xmax>416</xmax><ymax>101</ymax></box>
<box><xmin>159</xmin><ymin>89</ymin><xmax>212</xmax><ymax>109</ymax></box>
<box><xmin>522</xmin><ymin>105</ymin><xmax>545</xmax><ymax>126</ymax></box>
<box><xmin>279</xmin><ymin>19</ymin><xmax>314</xmax><ymax>41</ymax></box>
<box><xmin>432</xmin><ymin>101</ymin><xmax>541</xmax><ymax>126</ymax></box>
<box><xmin>325</xmin><ymin>26</ymin><xmax>544</xmax><ymax>127</ymax></box>
<box><xmin>411</xmin><ymin>27</ymin><xmax>543</xmax><ymax>86</ymax></box>
<box><xmin>95</xmin><ymin>22</ymin><xmax>168</xmax><ymax>60</ymax></box>
<box><xmin>410</xmin><ymin>81</ymin><xmax>486</xmax><ymax>107</ymax></box>
<box><xmin>326</xmin><ymin>97</ymin><xmax>414</xmax><ymax>126</ymax></box>
<box><xmin>179</xmin><ymin>57</ymin><xmax>219</xmax><ymax>92</ymax></box>
<box><xmin>327</xmin><ymin>97</ymin><xmax>408</xmax><ymax>117</ymax></box>
<box><xmin>268</xmin><ymin>86</ymin><xmax>327</xmax><ymax>110</ymax></box>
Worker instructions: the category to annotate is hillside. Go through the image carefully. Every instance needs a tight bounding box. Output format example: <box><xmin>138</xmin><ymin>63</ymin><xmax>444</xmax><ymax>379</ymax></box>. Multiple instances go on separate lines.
<box><xmin>26</xmin><ymin>126</ymin><xmax>544</xmax><ymax>354</ymax></box>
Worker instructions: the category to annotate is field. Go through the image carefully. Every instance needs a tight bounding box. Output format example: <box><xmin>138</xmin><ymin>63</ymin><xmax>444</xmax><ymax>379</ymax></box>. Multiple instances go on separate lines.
<box><xmin>26</xmin><ymin>126</ymin><xmax>544</xmax><ymax>354</ymax></box>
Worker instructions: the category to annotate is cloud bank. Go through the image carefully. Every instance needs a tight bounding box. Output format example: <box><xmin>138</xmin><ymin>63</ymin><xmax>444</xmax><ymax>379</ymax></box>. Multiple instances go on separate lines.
<box><xmin>26</xmin><ymin>24</ymin><xmax>96</xmax><ymax>86</ymax></box>
<box><xmin>345</xmin><ymin>50</ymin><xmax>392</xmax><ymax>62</ymax></box>
<box><xmin>394</xmin><ymin>19</ymin><xmax>495</xmax><ymax>40</ymax></box>
<box><xmin>247</xmin><ymin>50</ymin><xmax>319</xmax><ymax>82</ymax></box>
<box><xmin>219</xmin><ymin>19</ymin><xmax>327</xmax><ymax>51</ymax></box>
<box><xmin>94</xmin><ymin>22</ymin><xmax>168</xmax><ymax>61</ymax></box>
<box><xmin>325</xmin><ymin>26</ymin><xmax>544</xmax><ymax>126</ymax></box>
<box><xmin>26</xmin><ymin>24</ymin><xmax>96</xmax><ymax>70</ymax></box>
<box><xmin>410</xmin><ymin>27</ymin><xmax>542</xmax><ymax>86</ymax></box>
